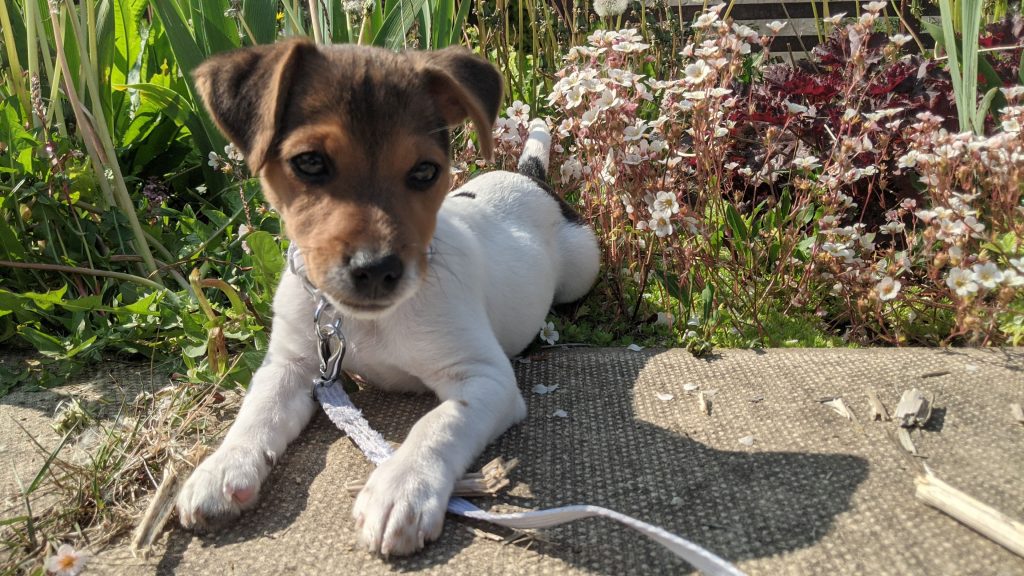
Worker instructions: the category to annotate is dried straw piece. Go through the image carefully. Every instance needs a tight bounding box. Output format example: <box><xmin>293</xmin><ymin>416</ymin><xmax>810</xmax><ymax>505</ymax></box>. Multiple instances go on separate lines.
<box><xmin>346</xmin><ymin>457</ymin><xmax>519</xmax><ymax>497</ymax></box>
<box><xmin>895</xmin><ymin>388</ymin><xmax>933</xmax><ymax>427</ymax></box>
<box><xmin>915</xmin><ymin>469</ymin><xmax>1024</xmax><ymax>558</ymax></box>
<box><xmin>131</xmin><ymin>465</ymin><xmax>181</xmax><ymax>554</ymax></box>
<box><xmin>867</xmin><ymin>391</ymin><xmax>890</xmax><ymax>421</ymax></box>
<box><xmin>896</xmin><ymin>428</ymin><xmax>919</xmax><ymax>456</ymax></box>
<box><xmin>823</xmin><ymin>397</ymin><xmax>854</xmax><ymax>420</ymax></box>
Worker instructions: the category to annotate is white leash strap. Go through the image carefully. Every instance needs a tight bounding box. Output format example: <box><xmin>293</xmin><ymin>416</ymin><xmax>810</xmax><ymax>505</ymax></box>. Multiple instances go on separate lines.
<box><xmin>314</xmin><ymin>382</ymin><xmax>745</xmax><ymax>576</ymax></box>
<box><xmin>292</xmin><ymin>246</ymin><xmax>745</xmax><ymax>575</ymax></box>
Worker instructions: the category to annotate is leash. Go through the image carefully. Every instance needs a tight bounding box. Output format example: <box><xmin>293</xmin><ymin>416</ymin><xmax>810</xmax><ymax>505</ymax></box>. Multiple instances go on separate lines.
<box><xmin>287</xmin><ymin>247</ymin><xmax>746</xmax><ymax>575</ymax></box>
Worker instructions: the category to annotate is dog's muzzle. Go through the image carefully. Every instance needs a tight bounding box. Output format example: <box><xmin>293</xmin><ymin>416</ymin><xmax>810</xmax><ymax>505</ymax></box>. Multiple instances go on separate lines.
<box><xmin>345</xmin><ymin>252</ymin><xmax>404</xmax><ymax>300</ymax></box>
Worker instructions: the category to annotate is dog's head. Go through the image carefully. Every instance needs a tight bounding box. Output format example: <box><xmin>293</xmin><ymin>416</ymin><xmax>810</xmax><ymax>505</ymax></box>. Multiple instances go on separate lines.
<box><xmin>194</xmin><ymin>40</ymin><xmax>501</xmax><ymax>318</ymax></box>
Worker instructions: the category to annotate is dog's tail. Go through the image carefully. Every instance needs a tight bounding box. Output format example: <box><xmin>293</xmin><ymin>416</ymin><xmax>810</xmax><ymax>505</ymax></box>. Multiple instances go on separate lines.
<box><xmin>517</xmin><ymin>119</ymin><xmax>551</xmax><ymax>182</ymax></box>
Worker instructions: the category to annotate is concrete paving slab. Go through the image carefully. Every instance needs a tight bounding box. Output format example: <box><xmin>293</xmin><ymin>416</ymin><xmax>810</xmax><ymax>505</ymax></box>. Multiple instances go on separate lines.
<box><xmin>4</xmin><ymin>348</ymin><xmax>1023</xmax><ymax>575</ymax></box>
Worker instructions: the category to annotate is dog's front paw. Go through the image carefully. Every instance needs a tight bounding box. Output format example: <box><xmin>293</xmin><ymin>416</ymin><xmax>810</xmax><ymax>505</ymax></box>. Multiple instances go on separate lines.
<box><xmin>352</xmin><ymin>456</ymin><xmax>453</xmax><ymax>556</ymax></box>
<box><xmin>176</xmin><ymin>443</ymin><xmax>274</xmax><ymax>531</ymax></box>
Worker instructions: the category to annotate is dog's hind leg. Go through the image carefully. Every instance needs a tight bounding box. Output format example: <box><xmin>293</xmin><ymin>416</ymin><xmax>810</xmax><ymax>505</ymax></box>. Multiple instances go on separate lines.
<box><xmin>176</xmin><ymin>271</ymin><xmax>320</xmax><ymax>530</ymax></box>
<box><xmin>554</xmin><ymin>220</ymin><xmax>601</xmax><ymax>304</ymax></box>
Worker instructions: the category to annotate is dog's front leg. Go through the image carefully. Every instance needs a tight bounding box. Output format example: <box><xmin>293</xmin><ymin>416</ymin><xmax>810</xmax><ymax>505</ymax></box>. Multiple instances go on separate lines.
<box><xmin>177</xmin><ymin>272</ymin><xmax>319</xmax><ymax>530</ymax></box>
<box><xmin>353</xmin><ymin>357</ymin><xmax>526</xmax><ymax>556</ymax></box>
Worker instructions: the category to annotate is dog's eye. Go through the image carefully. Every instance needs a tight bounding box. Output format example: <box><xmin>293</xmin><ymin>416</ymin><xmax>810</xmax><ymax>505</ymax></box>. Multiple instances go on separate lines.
<box><xmin>290</xmin><ymin>152</ymin><xmax>329</xmax><ymax>180</ymax></box>
<box><xmin>407</xmin><ymin>161</ymin><xmax>440</xmax><ymax>190</ymax></box>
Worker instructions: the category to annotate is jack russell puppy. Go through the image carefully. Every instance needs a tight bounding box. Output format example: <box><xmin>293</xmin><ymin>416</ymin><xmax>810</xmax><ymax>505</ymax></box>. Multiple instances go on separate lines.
<box><xmin>176</xmin><ymin>38</ymin><xmax>600</xmax><ymax>556</ymax></box>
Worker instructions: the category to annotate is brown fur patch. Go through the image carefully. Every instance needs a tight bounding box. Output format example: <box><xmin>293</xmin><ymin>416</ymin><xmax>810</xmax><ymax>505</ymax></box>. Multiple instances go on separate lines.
<box><xmin>193</xmin><ymin>43</ymin><xmax>502</xmax><ymax>307</ymax></box>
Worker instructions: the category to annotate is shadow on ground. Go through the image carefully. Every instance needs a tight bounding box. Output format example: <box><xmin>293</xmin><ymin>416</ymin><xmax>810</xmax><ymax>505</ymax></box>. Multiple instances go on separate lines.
<box><xmin>152</xmin><ymin>348</ymin><xmax>869</xmax><ymax>574</ymax></box>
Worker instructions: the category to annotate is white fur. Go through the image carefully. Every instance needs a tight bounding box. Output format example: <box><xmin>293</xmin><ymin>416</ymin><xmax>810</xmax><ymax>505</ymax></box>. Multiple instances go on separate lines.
<box><xmin>176</xmin><ymin>166</ymin><xmax>600</xmax><ymax>555</ymax></box>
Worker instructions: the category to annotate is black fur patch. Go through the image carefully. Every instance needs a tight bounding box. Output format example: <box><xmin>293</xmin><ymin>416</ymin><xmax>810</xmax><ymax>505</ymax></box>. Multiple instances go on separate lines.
<box><xmin>530</xmin><ymin>177</ymin><xmax>586</xmax><ymax>225</ymax></box>
<box><xmin>517</xmin><ymin>156</ymin><xmax>547</xmax><ymax>181</ymax></box>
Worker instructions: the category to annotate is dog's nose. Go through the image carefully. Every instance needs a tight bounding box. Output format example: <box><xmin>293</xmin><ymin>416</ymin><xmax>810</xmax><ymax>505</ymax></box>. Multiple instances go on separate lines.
<box><xmin>348</xmin><ymin>253</ymin><xmax>404</xmax><ymax>299</ymax></box>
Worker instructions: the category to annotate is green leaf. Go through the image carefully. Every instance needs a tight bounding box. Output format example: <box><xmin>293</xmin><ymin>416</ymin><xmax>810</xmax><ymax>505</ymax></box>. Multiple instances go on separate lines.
<box><xmin>64</xmin><ymin>335</ymin><xmax>98</xmax><ymax>359</ymax></box>
<box><xmin>701</xmin><ymin>284</ymin><xmax>715</xmax><ymax>325</ymax></box>
<box><xmin>242</xmin><ymin>0</ymin><xmax>279</xmax><ymax>45</ymax></box>
<box><xmin>17</xmin><ymin>326</ymin><xmax>64</xmax><ymax>355</ymax></box>
<box><xmin>372</xmin><ymin>0</ymin><xmax>428</xmax><ymax>49</ymax></box>
<box><xmin>150</xmin><ymin>0</ymin><xmax>229</xmax><ymax>169</ymax></box>
<box><xmin>450</xmin><ymin>0</ymin><xmax>472</xmax><ymax>47</ymax></box>
<box><xmin>22</xmin><ymin>286</ymin><xmax>69</xmax><ymax>311</ymax></box>
<box><xmin>652</xmin><ymin>269</ymin><xmax>687</xmax><ymax>304</ymax></box>
<box><xmin>121</xmin><ymin>291</ymin><xmax>164</xmax><ymax>316</ymax></box>
<box><xmin>724</xmin><ymin>204</ymin><xmax>748</xmax><ymax>241</ymax></box>
<box><xmin>192</xmin><ymin>0</ymin><xmax>238</xmax><ymax>55</ymax></box>
<box><xmin>60</xmin><ymin>295</ymin><xmax>108</xmax><ymax>313</ymax></box>
<box><xmin>246</xmin><ymin>231</ymin><xmax>284</xmax><ymax>293</ymax></box>
<box><xmin>975</xmin><ymin>86</ymin><xmax>1000</xmax><ymax>133</ymax></box>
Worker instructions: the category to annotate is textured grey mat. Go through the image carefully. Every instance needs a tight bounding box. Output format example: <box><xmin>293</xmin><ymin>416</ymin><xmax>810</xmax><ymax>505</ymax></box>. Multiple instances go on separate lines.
<box><xmin>6</xmin><ymin>348</ymin><xmax>1023</xmax><ymax>575</ymax></box>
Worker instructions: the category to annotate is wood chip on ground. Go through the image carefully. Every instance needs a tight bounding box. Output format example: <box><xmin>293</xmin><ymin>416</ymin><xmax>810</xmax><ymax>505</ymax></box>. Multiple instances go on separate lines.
<box><xmin>1011</xmin><ymin>403</ymin><xmax>1024</xmax><ymax>425</ymax></box>
<box><xmin>895</xmin><ymin>388</ymin><xmax>934</xmax><ymax>427</ymax></box>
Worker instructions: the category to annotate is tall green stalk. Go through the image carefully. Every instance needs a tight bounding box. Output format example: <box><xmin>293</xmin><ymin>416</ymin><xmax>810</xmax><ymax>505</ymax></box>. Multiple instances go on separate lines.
<box><xmin>49</xmin><ymin>0</ymin><xmax>160</xmax><ymax>275</ymax></box>
<box><xmin>939</xmin><ymin>0</ymin><xmax>993</xmax><ymax>134</ymax></box>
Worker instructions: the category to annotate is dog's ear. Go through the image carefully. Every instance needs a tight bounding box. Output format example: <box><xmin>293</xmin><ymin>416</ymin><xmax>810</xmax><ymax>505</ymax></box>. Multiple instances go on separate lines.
<box><xmin>417</xmin><ymin>47</ymin><xmax>503</xmax><ymax>161</ymax></box>
<box><xmin>193</xmin><ymin>38</ymin><xmax>316</xmax><ymax>171</ymax></box>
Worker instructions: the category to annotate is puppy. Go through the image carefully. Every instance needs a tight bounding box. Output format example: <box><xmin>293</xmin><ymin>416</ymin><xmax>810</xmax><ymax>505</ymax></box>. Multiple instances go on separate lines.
<box><xmin>175</xmin><ymin>39</ymin><xmax>600</xmax><ymax>556</ymax></box>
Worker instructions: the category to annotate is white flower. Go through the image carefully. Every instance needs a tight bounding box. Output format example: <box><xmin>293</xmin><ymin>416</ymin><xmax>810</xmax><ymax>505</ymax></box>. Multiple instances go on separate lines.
<box><xmin>914</xmin><ymin>209</ymin><xmax>937</xmax><ymax>223</ymax></box>
<box><xmin>224</xmin><ymin>143</ymin><xmax>245</xmax><ymax>163</ymax></box>
<box><xmin>875</xmin><ymin>276</ymin><xmax>901</xmax><ymax>301</ymax></box>
<box><xmin>683</xmin><ymin>60</ymin><xmax>712</xmax><ymax>85</ymax></box>
<box><xmin>580</xmin><ymin>107</ymin><xmax>601</xmax><ymax>128</ymax></box>
<box><xmin>649</xmin><ymin>212</ymin><xmax>674</xmax><ymax>237</ymax></box>
<box><xmin>972</xmin><ymin>262</ymin><xmax>1004</xmax><ymax>289</ymax></box>
<box><xmin>651</xmin><ymin>191</ymin><xmax>680</xmax><ymax>216</ymax></box>
<box><xmin>823</xmin><ymin>12</ymin><xmax>847</xmax><ymax>24</ymax></box>
<box><xmin>1010</xmin><ymin>257</ymin><xmax>1024</xmax><ymax>272</ymax></box>
<box><xmin>785</xmin><ymin>101</ymin><xmax>810</xmax><ymax>116</ymax></box>
<box><xmin>766</xmin><ymin>21</ymin><xmax>787</xmax><ymax>34</ymax></box>
<box><xmin>889</xmin><ymin>33</ymin><xmax>912</xmax><ymax>46</ymax></box>
<box><xmin>595</xmin><ymin>89</ymin><xmax>622</xmax><ymax>110</ymax></box>
<box><xmin>207</xmin><ymin>151</ymin><xmax>222</xmax><ymax>168</ymax></box>
<box><xmin>593</xmin><ymin>0</ymin><xmax>628</xmax><ymax>17</ymax></box>
<box><xmin>539</xmin><ymin>322</ymin><xmax>560</xmax><ymax>345</ymax></box>
<box><xmin>623</xmin><ymin>120</ymin><xmax>649</xmax><ymax>141</ymax></box>
<box><xmin>45</xmin><ymin>544</ymin><xmax>90</xmax><ymax>576</ymax></box>
<box><xmin>566</xmin><ymin>85</ymin><xmax>587</xmax><ymax>109</ymax></box>
<box><xmin>693</xmin><ymin>12</ymin><xmax>718</xmax><ymax>28</ymax></box>
<box><xmin>1002</xmin><ymin>268</ymin><xmax>1024</xmax><ymax>287</ymax></box>
<box><xmin>946</xmin><ymin>267</ymin><xmax>979</xmax><ymax>296</ymax></box>
<box><xmin>864</xmin><ymin>1</ymin><xmax>887</xmax><ymax>12</ymax></box>
<box><xmin>506</xmin><ymin>100</ymin><xmax>531</xmax><ymax>119</ymax></box>
<box><xmin>559</xmin><ymin>158</ymin><xmax>583</xmax><ymax>184</ymax></box>
<box><xmin>1002</xmin><ymin>117</ymin><xmax>1021</xmax><ymax>133</ymax></box>
<box><xmin>879</xmin><ymin>221</ymin><xmax>905</xmax><ymax>234</ymax></box>
<box><xmin>600</xmin><ymin>149</ymin><xmax>618</xmax><ymax>184</ymax></box>
<box><xmin>1000</xmin><ymin>86</ymin><xmax>1024</xmax><ymax>100</ymax></box>
<box><xmin>948</xmin><ymin>245</ymin><xmax>963</xmax><ymax>263</ymax></box>
<box><xmin>791</xmin><ymin>154</ymin><xmax>821</xmax><ymax>170</ymax></box>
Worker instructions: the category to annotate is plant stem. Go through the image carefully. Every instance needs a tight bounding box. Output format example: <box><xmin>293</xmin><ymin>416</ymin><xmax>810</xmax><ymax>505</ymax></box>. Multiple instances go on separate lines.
<box><xmin>0</xmin><ymin>260</ymin><xmax>170</xmax><ymax>293</ymax></box>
